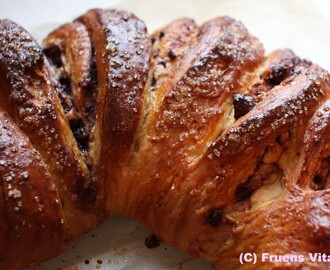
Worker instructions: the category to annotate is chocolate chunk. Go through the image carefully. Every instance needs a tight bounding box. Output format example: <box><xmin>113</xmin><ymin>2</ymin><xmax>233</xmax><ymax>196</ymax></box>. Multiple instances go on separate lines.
<box><xmin>54</xmin><ymin>76</ymin><xmax>73</xmax><ymax>114</ymax></box>
<box><xmin>235</xmin><ymin>164</ymin><xmax>275</xmax><ymax>202</ymax></box>
<box><xmin>233</xmin><ymin>94</ymin><xmax>256</xmax><ymax>119</ymax></box>
<box><xmin>313</xmin><ymin>174</ymin><xmax>326</xmax><ymax>190</ymax></box>
<box><xmin>265</xmin><ymin>65</ymin><xmax>288</xmax><ymax>85</ymax></box>
<box><xmin>70</xmin><ymin>119</ymin><xmax>89</xmax><ymax>152</ymax></box>
<box><xmin>235</xmin><ymin>181</ymin><xmax>254</xmax><ymax>202</ymax></box>
<box><xmin>205</xmin><ymin>208</ymin><xmax>223</xmax><ymax>227</ymax></box>
<box><xmin>168</xmin><ymin>50</ymin><xmax>177</xmax><ymax>60</ymax></box>
<box><xmin>145</xmin><ymin>234</ymin><xmax>160</xmax><ymax>248</ymax></box>
<box><xmin>151</xmin><ymin>76</ymin><xmax>156</xmax><ymax>87</ymax></box>
<box><xmin>80</xmin><ymin>179</ymin><xmax>98</xmax><ymax>204</ymax></box>
<box><xmin>159</xmin><ymin>30</ymin><xmax>165</xmax><ymax>39</ymax></box>
<box><xmin>43</xmin><ymin>45</ymin><xmax>62</xmax><ymax>68</ymax></box>
<box><xmin>158</xmin><ymin>60</ymin><xmax>167</xmax><ymax>68</ymax></box>
<box><xmin>59</xmin><ymin>76</ymin><xmax>71</xmax><ymax>95</ymax></box>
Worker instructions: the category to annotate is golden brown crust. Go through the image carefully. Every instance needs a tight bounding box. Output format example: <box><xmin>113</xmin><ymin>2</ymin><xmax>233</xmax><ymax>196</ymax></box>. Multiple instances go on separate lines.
<box><xmin>75</xmin><ymin>9</ymin><xmax>151</xmax><ymax>210</ymax></box>
<box><xmin>0</xmin><ymin>9</ymin><xmax>330</xmax><ymax>270</ymax></box>
<box><xmin>0</xmin><ymin>108</ymin><xmax>66</xmax><ymax>269</ymax></box>
<box><xmin>218</xmin><ymin>187</ymin><xmax>330</xmax><ymax>270</ymax></box>
<box><xmin>0</xmin><ymin>19</ymin><xmax>105</xmax><ymax>268</ymax></box>
<box><xmin>105</xmin><ymin>16</ymin><xmax>330</xmax><ymax>270</ymax></box>
<box><xmin>120</xmin><ymin>15</ymin><xmax>265</xmax><ymax>232</ymax></box>
<box><xmin>43</xmin><ymin>22</ymin><xmax>97</xmax><ymax>138</ymax></box>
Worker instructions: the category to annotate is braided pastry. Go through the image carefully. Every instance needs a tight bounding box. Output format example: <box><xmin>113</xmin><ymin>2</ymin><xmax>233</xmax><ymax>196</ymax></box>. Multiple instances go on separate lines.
<box><xmin>0</xmin><ymin>9</ymin><xmax>329</xmax><ymax>270</ymax></box>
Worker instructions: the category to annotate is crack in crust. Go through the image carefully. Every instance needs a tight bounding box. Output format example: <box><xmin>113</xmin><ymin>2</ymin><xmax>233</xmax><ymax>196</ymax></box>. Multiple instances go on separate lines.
<box><xmin>0</xmin><ymin>9</ymin><xmax>330</xmax><ymax>270</ymax></box>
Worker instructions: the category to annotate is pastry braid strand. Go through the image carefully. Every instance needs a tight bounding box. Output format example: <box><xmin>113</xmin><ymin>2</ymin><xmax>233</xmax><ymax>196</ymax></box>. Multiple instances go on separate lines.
<box><xmin>0</xmin><ymin>9</ymin><xmax>329</xmax><ymax>270</ymax></box>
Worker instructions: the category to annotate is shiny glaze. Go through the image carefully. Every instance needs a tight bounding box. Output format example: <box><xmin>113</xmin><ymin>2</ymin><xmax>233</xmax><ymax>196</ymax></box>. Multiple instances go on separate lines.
<box><xmin>0</xmin><ymin>9</ymin><xmax>330</xmax><ymax>270</ymax></box>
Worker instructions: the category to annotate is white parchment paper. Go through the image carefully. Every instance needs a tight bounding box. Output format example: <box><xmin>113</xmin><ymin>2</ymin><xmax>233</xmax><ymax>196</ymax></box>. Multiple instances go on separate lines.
<box><xmin>0</xmin><ymin>0</ymin><xmax>329</xmax><ymax>269</ymax></box>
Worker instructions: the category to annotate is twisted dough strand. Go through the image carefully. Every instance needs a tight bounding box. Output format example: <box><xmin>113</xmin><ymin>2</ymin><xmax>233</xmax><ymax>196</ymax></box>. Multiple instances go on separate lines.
<box><xmin>0</xmin><ymin>9</ymin><xmax>329</xmax><ymax>269</ymax></box>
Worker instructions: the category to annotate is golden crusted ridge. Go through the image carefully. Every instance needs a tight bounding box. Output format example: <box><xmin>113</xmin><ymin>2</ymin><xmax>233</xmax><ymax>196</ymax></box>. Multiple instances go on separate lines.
<box><xmin>0</xmin><ymin>9</ymin><xmax>329</xmax><ymax>270</ymax></box>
